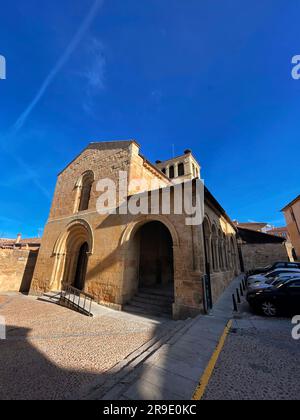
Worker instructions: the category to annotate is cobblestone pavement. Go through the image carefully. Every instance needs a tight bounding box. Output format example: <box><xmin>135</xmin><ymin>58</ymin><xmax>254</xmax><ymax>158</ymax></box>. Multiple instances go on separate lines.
<box><xmin>203</xmin><ymin>304</ymin><xmax>300</xmax><ymax>400</ymax></box>
<box><xmin>0</xmin><ymin>293</ymin><xmax>167</xmax><ymax>400</ymax></box>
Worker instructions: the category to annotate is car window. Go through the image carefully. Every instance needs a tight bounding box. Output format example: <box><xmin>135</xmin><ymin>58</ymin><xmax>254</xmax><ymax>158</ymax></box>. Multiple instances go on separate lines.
<box><xmin>266</xmin><ymin>270</ymin><xmax>284</xmax><ymax>277</ymax></box>
<box><xmin>287</xmin><ymin>263</ymin><xmax>300</xmax><ymax>269</ymax></box>
<box><xmin>275</xmin><ymin>263</ymin><xmax>285</xmax><ymax>268</ymax></box>
<box><xmin>287</xmin><ymin>280</ymin><xmax>300</xmax><ymax>289</ymax></box>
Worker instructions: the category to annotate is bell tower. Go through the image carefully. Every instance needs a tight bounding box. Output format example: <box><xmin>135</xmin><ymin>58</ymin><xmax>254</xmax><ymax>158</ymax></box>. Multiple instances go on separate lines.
<box><xmin>155</xmin><ymin>149</ymin><xmax>201</xmax><ymax>184</ymax></box>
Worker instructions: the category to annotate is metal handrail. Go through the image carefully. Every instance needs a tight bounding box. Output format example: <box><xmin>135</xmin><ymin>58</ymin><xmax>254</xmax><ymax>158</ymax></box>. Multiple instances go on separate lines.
<box><xmin>60</xmin><ymin>283</ymin><xmax>94</xmax><ymax>317</ymax></box>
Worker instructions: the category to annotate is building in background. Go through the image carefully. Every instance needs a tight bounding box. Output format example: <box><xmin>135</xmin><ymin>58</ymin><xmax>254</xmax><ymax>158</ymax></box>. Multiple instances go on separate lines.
<box><xmin>233</xmin><ymin>221</ymin><xmax>269</xmax><ymax>233</ymax></box>
<box><xmin>282</xmin><ymin>195</ymin><xmax>300</xmax><ymax>261</ymax></box>
<box><xmin>267</xmin><ymin>226</ymin><xmax>289</xmax><ymax>240</ymax></box>
<box><xmin>0</xmin><ymin>234</ymin><xmax>41</xmax><ymax>293</ymax></box>
<box><xmin>236</xmin><ymin>227</ymin><xmax>289</xmax><ymax>272</ymax></box>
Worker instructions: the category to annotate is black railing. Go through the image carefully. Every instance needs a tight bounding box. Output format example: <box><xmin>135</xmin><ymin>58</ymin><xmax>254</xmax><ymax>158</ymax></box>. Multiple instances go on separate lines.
<box><xmin>60</xmin><ymin>283</ymin><xmax>94</xmax><ymax>317</ymax></box>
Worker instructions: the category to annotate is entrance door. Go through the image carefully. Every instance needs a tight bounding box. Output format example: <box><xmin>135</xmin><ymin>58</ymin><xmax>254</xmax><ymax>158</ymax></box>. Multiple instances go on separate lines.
<box><xmin>73</xmin><ymin>242</ymin><xmax>88</xmax><ymax>290</ymax></box>
<box><xmin>138</xmin><ymin>222</ymin><xmax>174</xmax><ymax>289</ymax></box>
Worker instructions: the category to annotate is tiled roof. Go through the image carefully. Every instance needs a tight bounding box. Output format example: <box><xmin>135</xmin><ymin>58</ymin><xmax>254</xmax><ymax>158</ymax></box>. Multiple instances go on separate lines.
<box><xmin>0</xmin><ymin>237</ymin><xmax>41</xmax><ymax>248</ymax></box>
<box><xmin>237</xmin><ymin>227</ymin><xmax>286</xmax><ymax>244</ymax></box>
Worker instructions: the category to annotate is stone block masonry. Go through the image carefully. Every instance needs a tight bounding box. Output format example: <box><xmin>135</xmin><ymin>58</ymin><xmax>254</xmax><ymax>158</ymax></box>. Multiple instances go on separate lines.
<box><xmin>0</xmin><ymin>248</ymin><xmax>39</xmax><ymax>293</ymax></box>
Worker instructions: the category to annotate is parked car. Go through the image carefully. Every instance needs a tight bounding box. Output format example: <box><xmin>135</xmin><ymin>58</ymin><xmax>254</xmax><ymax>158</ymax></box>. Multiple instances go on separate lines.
<box><xmin>247</xmin><ymin>278</ymin><xmax>300</xmax><ymax>317</ymax></box>
<box><xmin>247</xmin><ymin>261</ymin><xmax>300</xmax><ymax>277</ymax></box>
<box><xmin>247</xmin><ymin>268</ymin><xmax>300</xmax><ymax>287</ymax></box>
<box><xmin>247</xmin><ymin>272</ymin><xmax>300</xmax><ymax>292</ymax></box>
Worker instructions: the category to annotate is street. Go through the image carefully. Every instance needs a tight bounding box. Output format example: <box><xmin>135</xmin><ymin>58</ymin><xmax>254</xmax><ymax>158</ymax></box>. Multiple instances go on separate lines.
<box><xmin>203</xmin><ymin>303</ymin><xmax>300</xmax><ymax>400</ymax></box>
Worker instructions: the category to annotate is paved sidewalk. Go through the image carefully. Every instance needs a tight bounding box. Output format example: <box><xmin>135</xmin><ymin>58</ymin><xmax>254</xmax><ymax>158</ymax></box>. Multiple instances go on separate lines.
<box><xmin>106</xmin><ymin>275</ymin><xmax>244</xmax><ymax>400</ymax></box>
<box><xmin>0</xmin><ymin>293</ymin><xmax>172</xmax><ymax>400</ymax></box>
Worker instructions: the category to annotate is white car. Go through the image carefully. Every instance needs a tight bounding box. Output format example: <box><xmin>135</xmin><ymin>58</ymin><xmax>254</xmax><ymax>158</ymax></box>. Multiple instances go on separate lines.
<box><xmin>247</xmin><ymin>272</ymin><xmax>300</xmax><ymax>292</ymax></box>
<box><xmin>247</xmin><ymin>268</ymin><xmax>300</xmax><ymax>287</ymax></box>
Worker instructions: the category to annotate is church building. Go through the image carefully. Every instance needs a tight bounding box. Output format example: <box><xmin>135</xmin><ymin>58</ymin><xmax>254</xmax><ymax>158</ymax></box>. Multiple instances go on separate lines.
<box><xmin>31</xmin><ymin>140</ymin><xmax>240</xmax><ymax>319</ymax></box>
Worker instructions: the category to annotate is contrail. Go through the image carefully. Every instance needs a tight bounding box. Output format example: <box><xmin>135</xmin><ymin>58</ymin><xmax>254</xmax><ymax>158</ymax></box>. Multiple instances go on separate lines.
<box><xmin>1</xmin><ymin>0</ymin><xmax>103</xmax><ymax>198</ymax></box>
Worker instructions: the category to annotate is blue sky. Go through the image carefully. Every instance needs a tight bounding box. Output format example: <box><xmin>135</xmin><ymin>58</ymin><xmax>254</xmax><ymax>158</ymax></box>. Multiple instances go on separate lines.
<box><xmin>0</xmin><ymin>0</ymin><xmax>300</xmax><ymax>238</ymax></box>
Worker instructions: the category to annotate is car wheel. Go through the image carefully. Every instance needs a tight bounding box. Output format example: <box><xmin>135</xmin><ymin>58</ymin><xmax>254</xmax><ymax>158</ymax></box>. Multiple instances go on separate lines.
<box><xmin>261</xmin><ymin>301</ymin><xmax>277</xmax><ymax>317</ymax></box>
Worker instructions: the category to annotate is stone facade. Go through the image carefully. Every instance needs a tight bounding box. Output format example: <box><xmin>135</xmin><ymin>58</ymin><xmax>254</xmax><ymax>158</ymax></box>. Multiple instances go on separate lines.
<box><xmin>31</xmin><ymin>140</ymin><xmax>240</xmax><ymax>319</ymax></box>
<box><xmin>0</xmin><ymin>248</ymin><xmax>38</xmax><ymax>293</ymax></box>
<box><xmin>282</xmin><ymin>195</ymin><xmax>300</xmax><ymax>260</ymax></box>
<box><xmin>239</xmin><ymin>243</ymin><xmax>289</xmax><ymax>272</ymax></box>
<box><xmin>237</xmin><ymin>227</ymin><xmax>290</xmax><ymax>272</ymax></box>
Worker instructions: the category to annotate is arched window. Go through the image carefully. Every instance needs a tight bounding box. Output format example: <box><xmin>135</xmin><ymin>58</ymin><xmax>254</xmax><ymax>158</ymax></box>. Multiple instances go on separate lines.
<box><xmin>218</xmin><ymin>230</ymin><xmax>225</xmax><ymax>270</ymax></box>
<box><xmin>211</xmin><ymin>225</ymin><xmax>218</xmax><ymax>271</ymax></box>
<box><xmin>230</xmin><ymin>237</ymin><xmax>236</xmax><ymax>270</ymax></box>
<box><xmin>224</xmin><ymin>234</ymin><xmax>229</xmax><ymax>269</ymax></box>
<box><xmin>178</xmin><ymin>162</ymin><xmax>184</xmax><ymax>177</ymax></box>
<box><xmin>74</xmin><ymin>171</ymin><xmax>94</xmax><ymax>213</ymax></box>
<box><xmin>203</xmin><ymin>218</ymin><xmax>212</xmax><ymax>269</ymax></box>
<box><xmin>169</xmin><ymin>165</ymin><xmax>175</xmax><ymax>179</ymax></box>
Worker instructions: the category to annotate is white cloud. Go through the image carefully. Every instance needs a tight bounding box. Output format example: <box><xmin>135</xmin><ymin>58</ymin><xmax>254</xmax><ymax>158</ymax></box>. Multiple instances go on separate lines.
<box><xmin>83</xmin><ymin>38</ymin><xmax>106</xmax><ymax>90</ymax></box>
<box><xmin>79</xmin><ymin>37</ymin><xmax>106</xmax><ymax>115</ymax></box>
<box><xmin>0</xmin><ymin>0</ymin><xmax>104</xmax><ymax>199</ymax></box>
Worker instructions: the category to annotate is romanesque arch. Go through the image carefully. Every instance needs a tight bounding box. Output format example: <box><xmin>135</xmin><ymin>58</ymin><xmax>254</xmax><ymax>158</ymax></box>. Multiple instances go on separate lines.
<box><xmin>50</xmin><ymin>219</ymin><xmax>94</xmax><ymax>291</ymax></box>
<box><xmin>120</xmin><ymin>214</ymin><xmax>180</xmax><ymax>248</ymax></box>
<box><xmin>73</xmin><ymin>170</ymin><xmax>95</xmax><ymax>213</ymax></box>
<box><xmin>230</xmin><ymin>236</ymin><xmax>237</xmax><ymax>270</ymax></box>
<box><xmin>121</xmin><ymin>215</ymin><xmax>179</xmax><ymax>308</ymax></box>
<box><xmin>203</xmin><ymin>216</ymin><xmax>212</xmax><ymax>269</ymax></box>
<box><xmin>211</xmin><ymin>224</ymin><xmax>218</xmax><ymax>271</ymax></box>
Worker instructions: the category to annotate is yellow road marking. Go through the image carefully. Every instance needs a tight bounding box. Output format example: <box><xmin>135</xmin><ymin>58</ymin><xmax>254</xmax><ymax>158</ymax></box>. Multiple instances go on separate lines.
<box><xmin>192</xmin><ymin>319</ymin><xmax>233</xmax><ymax>400</ymax></box>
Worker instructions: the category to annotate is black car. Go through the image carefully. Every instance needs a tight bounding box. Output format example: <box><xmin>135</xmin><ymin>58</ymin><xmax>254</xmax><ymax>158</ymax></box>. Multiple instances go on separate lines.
<box><xmin>247</xmin><ymin>261</ymin><xmax>300</xmax><ymax>277</ymax></box>
<box><xmin>247</xmin><ymin>278</ymin><xmax>300</xmax><ymax>317</ymax></box>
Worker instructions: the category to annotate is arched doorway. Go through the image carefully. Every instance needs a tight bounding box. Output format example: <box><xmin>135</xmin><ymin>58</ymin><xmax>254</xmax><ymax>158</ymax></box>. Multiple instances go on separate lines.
<box><xmin>123</xmin><ymin>220</ymin><xmax>175</xmax><ymax>317</ymax></box>
<box><xmin>73</xmin><ymin>242</ymin><xmax>89</xmax><ymax>290</ymax></box>
<box><xmin>50</xmin><ymin>220</ymin><xmax>93</xmax><ymax>291</ymax></box>
<box><xmin>138</xmin><ymin>221</ymin><xmax>174</xmax><ymax>290</ymax></box>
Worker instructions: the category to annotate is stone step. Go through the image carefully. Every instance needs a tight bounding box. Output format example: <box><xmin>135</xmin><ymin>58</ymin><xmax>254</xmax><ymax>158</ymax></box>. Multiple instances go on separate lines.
<box><xmin>123</xmin><ymin>304</ymin><xmax>171</xmax><ymax>318</ymax></box>
<box><xmin>128</xmin><ymin>299</ymin><xmax>172</xmax><ymax>312</ymax></box>
<box><xmin>139</xmin><ymin>287</ymin><xmax>174</xmax><ymax>298</ymax></box>
<box><xmin>134</xmin><ymin>293</ymin><xmax>173</xmax><ymax>305</ymax></box>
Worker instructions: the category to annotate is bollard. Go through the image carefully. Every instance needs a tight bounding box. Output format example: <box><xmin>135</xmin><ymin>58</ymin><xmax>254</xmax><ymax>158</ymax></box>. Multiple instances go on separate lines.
<box><xmin>240</xmin><ymin>283</ymin><xmax>244</xmax><ymax>297</ymax></box>
<box><xmin>236</xmin><ymin>288</ymin><xmax>241</xmax><ymax>304</ymax></box>
<box><xmin>232</xmin><ymin>294</ymin><xmax>238</xmax><ymax>312</ymax></box>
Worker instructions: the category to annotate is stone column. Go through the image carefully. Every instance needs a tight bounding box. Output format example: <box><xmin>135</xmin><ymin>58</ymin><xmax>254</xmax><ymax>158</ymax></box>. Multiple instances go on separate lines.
<box><xmin>192</xmin><ymin>225</ymin><xmax>205</xmax><ymax>273</ymax></box>
<box><xmin>166</xmin><ymin>165</ymin><xmax>170</xmax><ymax>178</ymax></box>
<box><xmin>174</xmin><ymin>163</ymin><xmax>178</xmax><ymax>178</ymax></box>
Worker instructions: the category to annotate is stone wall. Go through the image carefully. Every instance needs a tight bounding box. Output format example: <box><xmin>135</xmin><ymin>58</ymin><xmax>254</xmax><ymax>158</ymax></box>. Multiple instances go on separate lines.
<box><xmin>283</xmin><ymin>199</ymin><xmax>300</xmax><ymax>259</ymax></box>
<box><xmin>0</xmin><ymin>249</ymin><xmax>38</xmax><ymax>293</ymax></box>
<box><xmin>240</xmin><ymin>243</ymin><xmax>289</xmax><ymax>272</ymax></box>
